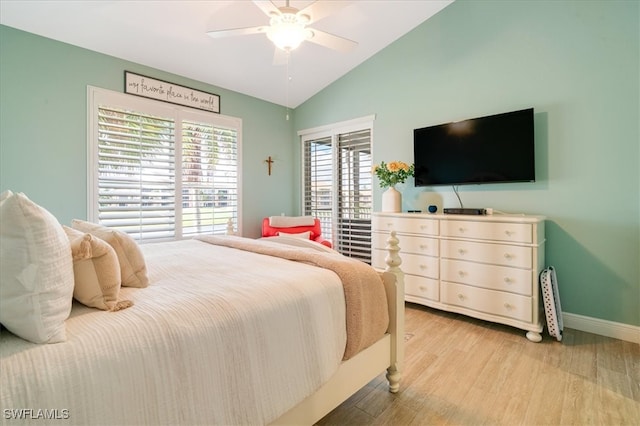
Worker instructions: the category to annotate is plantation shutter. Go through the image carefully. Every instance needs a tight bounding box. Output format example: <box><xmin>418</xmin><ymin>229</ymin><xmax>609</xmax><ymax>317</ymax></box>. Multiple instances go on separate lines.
<box><xmin>97</xmin><ymin>106</ymin><xmax>176</xmax><ymax>241</ymax></box>
<box><xmin>337</xmin><ymin>130</ymin><xmax>372</xmax><ymax>262</ymax></box>
<box><xmin>181</xmin><ymin>119</ymin><xmax>238</xmax><ymax>237</ymax></box>
<box><xmin>303</xmin><ymin>136</ymin><xmax>333</xmax><ymax>238</ymax></box>
<box><xmin>90</xmin><ymin>86</ymin><xmax>242</xmax><ymax>241</ymax></box>
<box><xmin>301</xmin><ymin>118</ymin><xmax>373</xmax><ymax>263</ymax></box>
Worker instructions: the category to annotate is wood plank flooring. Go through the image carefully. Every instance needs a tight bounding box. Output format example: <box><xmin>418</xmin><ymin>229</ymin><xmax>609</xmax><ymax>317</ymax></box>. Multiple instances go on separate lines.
<box><xmin>317</xmin><ymin>303</ymin><xmax>640</xmax><ymax>425</ymax></box>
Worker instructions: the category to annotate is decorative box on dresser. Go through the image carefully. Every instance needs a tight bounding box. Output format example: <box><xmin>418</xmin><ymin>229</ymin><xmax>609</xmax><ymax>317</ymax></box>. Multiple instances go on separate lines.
<box><xmin>372</xmin><ymin>212</ymin><xmax>546</xmax><ymax>342</ymax></box>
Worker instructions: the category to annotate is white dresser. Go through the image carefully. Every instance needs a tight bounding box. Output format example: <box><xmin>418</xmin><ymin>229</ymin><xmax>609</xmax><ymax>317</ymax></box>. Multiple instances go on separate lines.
<box><xmin>372</xmin><ymin>212</ymin><xmax>546</xmax><ymax>342</ymax></box>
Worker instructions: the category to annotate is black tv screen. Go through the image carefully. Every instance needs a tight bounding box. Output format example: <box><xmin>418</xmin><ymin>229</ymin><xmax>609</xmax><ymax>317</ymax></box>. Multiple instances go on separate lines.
<box><xmin>413</xmin><ymin>108</ymin><xmax>535</xmax><ymax>186</ymax></box>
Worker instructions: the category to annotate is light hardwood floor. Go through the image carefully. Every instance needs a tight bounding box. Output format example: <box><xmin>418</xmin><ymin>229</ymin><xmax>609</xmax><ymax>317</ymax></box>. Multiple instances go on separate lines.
<box><xmin>317</xmin><ymin>303</ymin><xmax>640</xmax><ymax>425</ymax></box>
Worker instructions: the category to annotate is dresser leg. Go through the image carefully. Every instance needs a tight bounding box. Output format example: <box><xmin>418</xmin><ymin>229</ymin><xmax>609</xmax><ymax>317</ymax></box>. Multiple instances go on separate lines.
<box><xmin>526</xmin><ymin>331</ymin><xmax>542</xmax><ymax>342</ymax></box>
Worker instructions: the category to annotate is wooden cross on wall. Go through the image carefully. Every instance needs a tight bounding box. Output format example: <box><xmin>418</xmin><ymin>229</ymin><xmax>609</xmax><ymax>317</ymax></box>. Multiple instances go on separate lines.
<box><xmin>265</xmin><ymin>156</ymin><xmax>274</xmax><ymax>176</ymax></box>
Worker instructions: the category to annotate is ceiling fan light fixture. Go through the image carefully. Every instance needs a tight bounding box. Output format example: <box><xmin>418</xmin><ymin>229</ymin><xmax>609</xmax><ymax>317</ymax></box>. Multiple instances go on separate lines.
<box><xmin>266</xmin><ymin>13</ymin><xmax>310</xmax><ymax>51</ymax></box>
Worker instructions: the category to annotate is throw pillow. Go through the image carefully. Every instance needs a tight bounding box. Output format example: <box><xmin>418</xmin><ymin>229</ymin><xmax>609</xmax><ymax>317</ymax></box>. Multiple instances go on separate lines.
<box><xmin>70</xmin><ymin>219</ymin><xmax>149</xmax><ymax>288</ymax></box>
<box><xmin>277</xmin><ymin>230</ymin><xmax>312</xmax><ymax>240</ymax></box>
<box><xmin>63</xmin><ymin>226</ymin><xmax>133</xmax><ymax>311</ymax></box>
<box><xmin>0</xmin><ymin>191</ymin><xmax>74</xmax><ymax>343</ymax></box>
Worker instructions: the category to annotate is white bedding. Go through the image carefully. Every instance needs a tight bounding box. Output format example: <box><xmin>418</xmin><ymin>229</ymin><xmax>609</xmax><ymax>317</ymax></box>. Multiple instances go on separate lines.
<box><xmin>0</xmin><ymin>239</ymin><xmax>347</xmax><ymax>425</ymax></box>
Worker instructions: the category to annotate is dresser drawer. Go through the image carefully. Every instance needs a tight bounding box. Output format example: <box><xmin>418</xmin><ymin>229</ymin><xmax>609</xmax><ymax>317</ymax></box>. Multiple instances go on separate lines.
<box><xmin>372</xmin><ymin>232</ymin><xmax>438</xmax><ymax>257</ymax></box>
<box><xmin>405</xmin><ymin>275</ymin><xmax>439</xmax><ymax>302</ymax></box>
<box><xmin>441</xmin><ymin>220</ymin><xmax>533</xmax><ymax>244</ymax></box>
<box><xmin>401</xmin><ymin>253</ymin><xmax>439</xmax><ymax>279</ymax></box>
<box><xmin>441</xmin><ymin>258</ymin><xmax>532</xmax><ymax>296</ymax></box>
<box><xmin>441</xmin><ymin>239</ymin><xmax>532</xmax><ymax>269</ymax></box>
<box><xmin>373</xmin><ymin>215</ymin><xmax>439</xmax><ymax>236</ymax></box>
<box><xmin>441</xmin><ymin>282</ymin><xmax>532</xmax><ymax>323</ymax></box>
<box><xmin>372</xmin><ymin>249</ymin><xmax>439</xmax><ymax>278</ymax></box>
<box><xmin>372</xmin><ymin>211</ymin><xmax>545</xmax><ymax>339</ymax></box>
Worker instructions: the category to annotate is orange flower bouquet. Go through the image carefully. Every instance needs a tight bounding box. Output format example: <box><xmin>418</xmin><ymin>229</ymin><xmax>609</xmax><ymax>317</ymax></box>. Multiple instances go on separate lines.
<box><xmin>372</xmin><ymin>161</ymin><xmax>415</xmax><ymax>188</ymax></box>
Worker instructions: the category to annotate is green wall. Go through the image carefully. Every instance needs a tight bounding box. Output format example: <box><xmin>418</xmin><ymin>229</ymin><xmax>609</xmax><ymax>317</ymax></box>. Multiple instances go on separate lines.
<box><xmin>1</xmin><ymin>0</ymin><xmax>638</xmax><ymax>328</ymax></box>
<box><xmin>0</xmin><ymin>25</ymin><xmax>294</xmax><ymax>238</ymax></box>
<box><xmin>294</xmin><ymin>0</ymin><xmax>639</xmax><ymax>327</ymax></box>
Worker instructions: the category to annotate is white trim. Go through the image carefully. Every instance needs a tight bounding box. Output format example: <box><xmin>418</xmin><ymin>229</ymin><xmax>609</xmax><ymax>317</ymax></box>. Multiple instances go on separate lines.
<box><xmin>87</xmin><ymin>87</ymin><xmax>98</xmax><ymax>222</ymax></box>
<box><xmin>299</xmin><ymin>119</ymin><xmax>375</xmax><ymax>260</ymax></box>
<box><xmin>297</xmin><ymin>114</ymin><xmax>376</xmax><ymax>137</ymax></box>
<box><xmin>86</xmin><ymin>85</ymin><xmax>243</xmax><ymax>237</ymax></box>
<box><xmin>563</xmin><ymin>312</ymin><xmax>640</xmax><ymax>344</ymax></box>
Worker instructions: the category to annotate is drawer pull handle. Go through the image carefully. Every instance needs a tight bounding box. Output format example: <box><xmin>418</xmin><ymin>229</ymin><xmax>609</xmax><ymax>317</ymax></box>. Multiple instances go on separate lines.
<box><xmin>504</xmin><ymin>253</ymin><xmax>514</xmax><ymax>260</ymax></box>
<box><xmin>504</xmin><ymin>303</ymin><xmax>514</xmax><ymax>310</ymax></box>
<box><xmin>419</xmin><ymin>286</ymin><xmax>427</xmax><ymax>292</ymax></box>
<box><xmin>458</xmin><ymin>249</ymin><xmax>467</xmax><ymax>255</ymax></box>
<box><xmin>457</xmin><ymin>293</ymin><xmax>466</xmax><ymax>301</ymax></box>
<box><xmin>458</xmin><ymin>271</ymin><xmax>467</xmax><ymax>277</ymax></box>
<box><xmin>419</xmin><ymin>264</ymin><xmax>428</xmax><ymax>270</ymax></box>
<box><xmin>419</xmin><ymin>244</ymin><xmax>428</xmax><ymax>250</ymax></box>
<box><xmin>458</xmin><ymin>227</ymin><xmax>466</xmax><ymax>233</ymax></box>
<box><xmin>505</xmin><ymin>230</ymin><xmax>514</xmax><ymax>236</ymax></box>
<box><xmin>504</xmin><ymin>277</ymin><xmax>513</xmax><ymax>284</ymax></box>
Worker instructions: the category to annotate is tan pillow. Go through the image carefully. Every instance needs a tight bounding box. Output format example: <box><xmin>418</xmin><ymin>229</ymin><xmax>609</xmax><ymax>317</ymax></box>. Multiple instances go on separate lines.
<box><xmin>63</xmin><ymin>226</ymin><xmax>133</xmax><ymax>311</ymax></box>
<box><xmin>71</xmin><ymin>219</ymin><xmax>149</xmax><ymax>288</ymax></box>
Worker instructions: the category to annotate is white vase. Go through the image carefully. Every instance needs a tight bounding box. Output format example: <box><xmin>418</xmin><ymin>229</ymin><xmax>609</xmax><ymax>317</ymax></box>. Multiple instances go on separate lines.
<box><xmin>382</xmin><ymin>186</ymin><xmax>402</xmax><ymax>212</ymax></box>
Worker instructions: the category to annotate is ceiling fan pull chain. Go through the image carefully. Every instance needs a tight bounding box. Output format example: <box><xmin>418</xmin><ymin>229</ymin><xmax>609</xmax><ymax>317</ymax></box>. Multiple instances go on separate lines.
<box><xmin>285</xmin><ymin>51</ymin><xmax>291</xmax><ymax>121</ymax></box>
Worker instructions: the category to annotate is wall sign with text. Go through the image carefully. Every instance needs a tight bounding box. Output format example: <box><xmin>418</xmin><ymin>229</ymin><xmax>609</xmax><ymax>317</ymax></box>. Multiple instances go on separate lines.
<box><xmin>124</xmin><ymin>71</ymin><xmax>220</xmax><ymax>113</ymax></box>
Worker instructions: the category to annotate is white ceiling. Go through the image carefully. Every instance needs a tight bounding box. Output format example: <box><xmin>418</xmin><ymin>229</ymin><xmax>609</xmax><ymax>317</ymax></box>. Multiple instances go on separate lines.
<box><xmin>0</xmin><ymin>0</ymin><xmax>453</xmax><ymax>108</ymax></box>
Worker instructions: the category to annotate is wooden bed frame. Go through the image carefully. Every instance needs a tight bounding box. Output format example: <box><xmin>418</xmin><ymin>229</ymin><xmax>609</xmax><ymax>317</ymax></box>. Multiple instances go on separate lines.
<box><xmin>271</xmin><ymin>230</ymin><xmax>405</xmax><ymax>425</ymax></box>
<box><xmin>0</xmin><ymin>219</ymin><xmax>403</xmax><ymax>426</ymax></box>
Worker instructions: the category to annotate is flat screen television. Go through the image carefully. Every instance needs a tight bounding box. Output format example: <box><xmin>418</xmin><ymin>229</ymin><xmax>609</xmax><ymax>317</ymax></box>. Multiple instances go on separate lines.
<box><xmin>413</xmin><ymin>108</ymin><xmax>535</xmax><ymax>186</ymax></box>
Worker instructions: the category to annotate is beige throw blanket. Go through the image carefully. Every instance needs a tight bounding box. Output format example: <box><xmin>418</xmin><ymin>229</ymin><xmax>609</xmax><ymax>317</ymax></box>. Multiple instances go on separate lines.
<box><xmin>1</xmin><ymin>239</ymin><xmax>349</xmax><ymax>425</ymax></box>
<box><xmin>198</xmin><ymin>235</ymin><xmax>389</xmax><ymax>359</ymax></box>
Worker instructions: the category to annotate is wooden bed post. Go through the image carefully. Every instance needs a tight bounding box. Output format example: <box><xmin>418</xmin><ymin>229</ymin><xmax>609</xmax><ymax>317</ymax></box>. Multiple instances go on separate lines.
<box><xmin>384</xmin><ymin>231</ymin><xmax>404</xmax><ymax>393</ymax></box>
<box><xmin>270</xmin><ymin>230</ymin><xmax>405</xmax><ymax>424</ymax></box>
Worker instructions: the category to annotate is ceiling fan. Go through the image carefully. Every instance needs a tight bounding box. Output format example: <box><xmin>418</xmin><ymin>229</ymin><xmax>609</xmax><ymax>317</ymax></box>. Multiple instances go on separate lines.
<box><xmin>206</xmin><ymin>0</ymin><xmax>358</xmax><ymax>53</ymax></box>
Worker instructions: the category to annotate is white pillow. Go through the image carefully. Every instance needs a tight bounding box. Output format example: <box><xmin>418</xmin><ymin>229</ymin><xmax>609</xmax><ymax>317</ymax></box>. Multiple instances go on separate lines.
<box><xmin>0</xmin><ymin>189</ymin><xmax>12</xmax><ymax>203</ymax></box>
<box><xmin>276</xmin><ymin>230</ymin><xmax>311</xmax><ymax>240</ymax></box>
<box><xmin>269</xmin><ymin>216</ymin><xmax>315</xmax><ymax>227</ymax></box>
<box><xmin>0</xmin><ymin>192</ymin><xmax>74</xmax><ymax>343</ymax></box>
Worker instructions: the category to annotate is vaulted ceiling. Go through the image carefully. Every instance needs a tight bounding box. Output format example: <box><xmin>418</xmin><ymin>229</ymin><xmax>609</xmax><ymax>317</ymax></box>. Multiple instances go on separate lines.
<box><xmin>0</xmin><ymin>0</ymin><xmax>453</xmax><ymax>107</ymax></box>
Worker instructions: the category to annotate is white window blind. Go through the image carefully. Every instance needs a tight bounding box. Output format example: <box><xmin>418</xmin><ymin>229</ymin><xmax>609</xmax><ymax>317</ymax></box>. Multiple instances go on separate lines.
<box><xmin>301</xmin><ymin>118</ymin><xmax>373</xmax><ymax>263</ymax></box>
<box><xmin>337</xmin><ymin>130</ymin><xmax>372</xmax><ymax>261</ymax></box>
<box><xmin>181</xmin><ymin>119</ymin><xmax>238</xmax><ymax>237</ymax></box>
<box><xmin>303</xmin><ymin>136</ymin><xmax>333</xmax><ymax>239</ymax></box>
<box><xmin>89</xmin><ymin>87</ymin><xmax>241</xmax><ymax>242</ymax></box>
<box><xmin>97</xmin><ymin>106</ymin><xmax>176</xmax><ymax>240</ymax></box>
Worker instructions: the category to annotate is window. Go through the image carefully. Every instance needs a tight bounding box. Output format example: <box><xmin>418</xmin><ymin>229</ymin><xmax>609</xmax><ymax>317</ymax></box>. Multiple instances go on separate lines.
<box><xmin>336</xmin><ymin>130</ymin><xmax>373</xmax><ymax>260</ymax></box>
<box><xmin>301</xmin><ymin>116</ymin><xmax>373</xmax><ymax>262</ymax></box>
<box><xmin>88</xmin><ymin>87</ymin><xmax>241</xmax><ymax>242</ymax></box>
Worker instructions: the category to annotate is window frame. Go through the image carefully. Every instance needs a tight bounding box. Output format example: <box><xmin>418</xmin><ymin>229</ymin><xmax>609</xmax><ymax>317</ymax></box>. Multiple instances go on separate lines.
<box><xmin>87</xmin><ymin>86</ymin><xmax>243</xmax><ymax>240</ymax></box>
<box><xmin>299</xmin><ymin>115</ymin><xmax>375</xmax><ymax>261</ymax></box>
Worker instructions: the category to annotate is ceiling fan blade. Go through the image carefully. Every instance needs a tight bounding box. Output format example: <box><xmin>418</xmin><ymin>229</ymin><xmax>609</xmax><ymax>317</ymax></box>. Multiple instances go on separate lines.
<box><xmin>307</xmin><ymin>29</ymin><xmax>358</xmax><ymax>53</ymax></box>
<box><xmin>253</xmin><ymin>0</ymin><xmax>281</xmax><ymax>18</ymax></box>
<box><xmin>299</xmin><ymin>1</ymin><xmax>352</xmax><ymax>24</ymax></box>
<box><xmin>207</xmin><ymin>26</ymin><xmax>266</xmax><ymax>39</ymax></box>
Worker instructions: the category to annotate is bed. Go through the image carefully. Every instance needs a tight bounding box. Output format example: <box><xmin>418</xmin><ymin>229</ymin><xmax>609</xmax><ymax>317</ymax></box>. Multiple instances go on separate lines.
<box><xmin>0</xmin><ymin>196</ymin><xmax>405</xmax><ymax>426</ymax></box>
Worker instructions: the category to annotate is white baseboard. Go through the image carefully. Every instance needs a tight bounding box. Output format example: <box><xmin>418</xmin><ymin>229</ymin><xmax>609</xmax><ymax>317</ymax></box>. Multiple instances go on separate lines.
<box><xmin>563</xmin><ymin>312</ymin><xmax>640</xmax><ymax>344</ymax></box>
